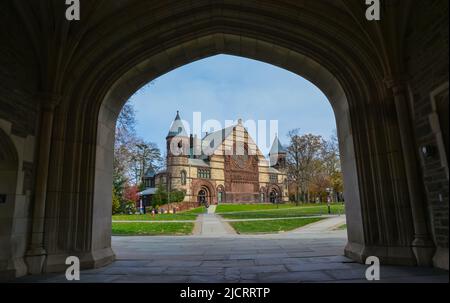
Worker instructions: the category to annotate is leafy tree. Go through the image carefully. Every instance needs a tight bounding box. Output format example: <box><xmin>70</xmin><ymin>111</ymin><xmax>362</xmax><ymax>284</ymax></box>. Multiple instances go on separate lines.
<box><xmin>286</xmin><ymin>129</ymin><xmax>324</xmax><ymax>204</ymax></box>
<box><xmin>112</xmin><ymin>189</ymin><xmax>121</xmax><ymax>215</ymax></box>
<box><xmin>286</xmin><ymin>129</ymin><xmax>344</xmax><ymax>204</ymax></box>
<box><xmin>170</xmin><ymin>189</ymin><xmax>186</xmax><ymax>203</ymax></box>
<box><xmin>319</xmin><ymin>131</ymin><xmax>343</xmax><ymax>202</ymax></box>
<box><xmin>121</xmin><ymin>200</ymin><xmax>137</xmax><ymax>214</ymax></box>
<box><xmin>152</xmin><ymin>185</ymin><xmax>168</xmax><ymax>208</ymax></box>
<box><xmin>113</xmin><ymin>101</ymin><xmax>164</xmax><ymax>211</ymax></box>
<box><xmin>151</xmin><ymin>186</ymin><xmax>186</xmax><ymax>208</ymax></box>
<box><xmin>129</xmin><ymin>141</ymin><xmax>163</xmax><ymax>186</ymax></box>
<box><xmin>124</xmin><ymin>184</ymin><xmax>139</xmax><ymax>203</ymax></box>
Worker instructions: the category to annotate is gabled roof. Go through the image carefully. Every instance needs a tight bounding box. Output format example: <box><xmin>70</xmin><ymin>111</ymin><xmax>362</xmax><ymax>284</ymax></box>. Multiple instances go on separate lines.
<box><xmin>143</xmin><ymin>166</ymin><xmax>156</xmax><ymax>178</ymax></box>
<box><xmin>167</xmin><ymin>111</ymin><xmax>188</xmax><ymax>138</ymax></box>
<box><xmin>197</xmin><ymin>122</ymin><xmax>266</xmax><ymax>158</ymax></box>
<box><xmin>188</xmin><ymin>158</ymin><xmax>210</xmax><ymax>167</ymax></box>
<box><xmin>268</xmin><ymin>167</ymin><xmax>281</xmax><ymax>174</ymax></box>
<box><xmin>201</xmin><ymin>126</ymin><xmax>235</xmax><ymax>154</ymax></box>
<box><xmin>139</xmin><ymin>187</ymin><xmax>157</xmax><ymax>196</ymax></box>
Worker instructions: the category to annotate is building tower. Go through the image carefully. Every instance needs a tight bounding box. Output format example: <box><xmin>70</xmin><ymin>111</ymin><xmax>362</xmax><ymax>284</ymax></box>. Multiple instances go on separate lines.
<box><xmin>166</xmin><ymin>111</ymin><xmax>190</xmax><ymax>191</ymax></box>
<box><xmin>166</xmin><ymin>111</ymin><xmax>190</xmax><ymax>160</ymax></box>
<box><xmin>269</xmin><ymin>134</ymin><xmax>287</xmax><ymax>170</ymax></box>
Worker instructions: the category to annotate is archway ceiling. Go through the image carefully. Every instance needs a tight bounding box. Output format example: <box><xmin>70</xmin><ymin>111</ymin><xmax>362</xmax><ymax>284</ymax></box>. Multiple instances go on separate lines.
<box><xmin>9</xmin><ymin>0</ymin><xmax>409</xmax><ymax>102</ymax></box>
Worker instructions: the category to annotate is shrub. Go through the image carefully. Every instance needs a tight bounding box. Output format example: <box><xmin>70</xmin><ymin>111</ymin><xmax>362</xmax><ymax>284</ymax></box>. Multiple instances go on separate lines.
<box><xmin>121</xmin><ymin>200</ymin><xmax>137</xmax><ymax>214</ymax></box>
<box><xmin>112</xmin><ymin>190</ymin><xmax>121</xmax><ymax>215</ymax></box>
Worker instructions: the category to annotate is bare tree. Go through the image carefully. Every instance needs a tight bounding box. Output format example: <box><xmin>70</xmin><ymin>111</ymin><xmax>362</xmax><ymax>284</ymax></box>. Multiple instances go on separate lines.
<box><xmin>114</xmin><ymin>102</ymin><xmax>163</xmax><ymax>186</ymax></box>
<box><xmin>129</xmin><ymin>140</ymin><xmax>163</xmax><ymax>185</ymax></box>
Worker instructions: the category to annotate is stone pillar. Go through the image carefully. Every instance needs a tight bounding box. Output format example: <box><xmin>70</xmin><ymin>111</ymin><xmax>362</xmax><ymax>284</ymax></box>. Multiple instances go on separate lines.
<box><xmin>387</xmin><ymin>79</ymin><xmax>435</xmax><ymax>266</ymax></box>
<box><xmin>25</xmin><ymin>93</ymin><xmax>61</xmax><ymax>274</ymax></box>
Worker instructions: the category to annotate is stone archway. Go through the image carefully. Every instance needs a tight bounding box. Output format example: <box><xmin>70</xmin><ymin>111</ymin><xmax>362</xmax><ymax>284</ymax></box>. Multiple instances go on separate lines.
<box><xmin>65</xmin><ymin>36</ymin><xmax>411</xmax><ymax>270</ymax></box>
<box><xmin>2</xmin><ymin>1</ymin><xmax>438</xmax><ymax>275</ymax></box>
<box><xmin>191</xmin><ymin>180</ymin><xmax>216</xmax><ymax>206</ymax></box>
<box><xmin>197</xmin><ymin>188</ymin><xmax>209</xmax><ymax>206</ymax></box>
<box><xmin>89</xmin><ymin>30</ymin><xmax>415</xmax><ymax>268</ymax></box>
<box><xmin>267</xmin><ymin>184</ymin><xmax>282</xmax><ymax>204</ymax></box>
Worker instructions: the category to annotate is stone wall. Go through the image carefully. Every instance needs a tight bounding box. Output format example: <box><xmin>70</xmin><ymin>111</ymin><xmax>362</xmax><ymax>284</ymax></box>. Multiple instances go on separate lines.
<box><xmin>0</xmin><ymin>1</ymin><xmax>39</xmax><ymax>139</ymax></box>
<box><xmin>0</xmin><ymin>119</ymin><xmax>35</xmax><ymax>279</ymax></box>
<box><xmin>406</xmin><ymin>0</ymin><xmax>449</xmax><ymax>269</ymax></box>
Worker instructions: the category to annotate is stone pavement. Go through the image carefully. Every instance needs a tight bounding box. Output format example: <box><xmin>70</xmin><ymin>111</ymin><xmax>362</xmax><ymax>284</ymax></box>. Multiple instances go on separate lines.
<box><xmin>199</xmin><ymin>205</ymin><xmax>236</xmax><ymax>236</ymax></box>
<box><xmin>112</xmin><ymin>220</ymin><xmax>196</xmax><ymax>223</ymax></box>
<box><xmin>221</xmin><ymin>215</ymin><xmax>341</xmax><ymax>223</ymax></box>
<box><xmin>16</xmin><ymin>226</ymin><xmax>449</xmax><ymax>283</ymax></box>
<box><xmin>288</xmin><ymin>216</ymin><xmax>346</xmax><ymax>233</ymax></box>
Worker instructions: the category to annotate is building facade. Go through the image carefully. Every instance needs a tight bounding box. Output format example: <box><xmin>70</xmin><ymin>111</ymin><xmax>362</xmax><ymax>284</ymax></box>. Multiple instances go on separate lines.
<box><xmin>141</xmin><ymin>112</ymin><xmax>288</xmax><ymax>206</ymax></box>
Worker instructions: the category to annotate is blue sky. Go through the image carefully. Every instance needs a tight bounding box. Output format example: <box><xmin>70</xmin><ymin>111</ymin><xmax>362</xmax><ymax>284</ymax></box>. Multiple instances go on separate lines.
<box><xmin>128</xmin><ymin>54</ymin><xmax>336</xmax><ymax>156</ymax></box>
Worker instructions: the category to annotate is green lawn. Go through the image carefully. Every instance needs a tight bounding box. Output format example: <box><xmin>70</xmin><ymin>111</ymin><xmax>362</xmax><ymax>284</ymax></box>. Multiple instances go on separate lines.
<box><xmin>217</xmin><ymin>203</ymin><xmax>345</xmax><ymax>219</ymax></box>
<box><xmin>112</xmin><ymin>206</ymin><xmax>206</xmax><ymax>221</ymax></box>
<box><xmin>337</xmin><ymin>224</ymin><xmax>347</xmax><ymax>230</ymax></box>
<box><xmin>216</xmin><ymin>203</ymin><xmax>302</xmax><ymax>212</ymax></box>
<box><xmin>112</xmin><ymin>222</ymin><xmax>195</xmax><ymax>235</ymax></box>
<box><xmin>229</xmin><ymin>217</ymin><xmax>325</xmax><ymax>234</ymax></box>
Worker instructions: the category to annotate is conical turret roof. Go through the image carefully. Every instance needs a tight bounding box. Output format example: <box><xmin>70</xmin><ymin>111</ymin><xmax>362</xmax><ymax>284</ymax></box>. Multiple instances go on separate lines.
<box><xmin>269</xmin><ymin>134</ymin><xmax>286</xmax><ymax>155</ymax></box>
<box><xmin>167</xmin><ymin>111</ymin><xmax>188</xmax><ymax>138</ymax></box>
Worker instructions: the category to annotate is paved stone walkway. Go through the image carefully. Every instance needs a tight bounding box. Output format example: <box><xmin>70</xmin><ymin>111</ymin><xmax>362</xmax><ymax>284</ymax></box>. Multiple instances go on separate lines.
<box><xmin>221</xmin><ymin>215</ymin><xmax>337</xmax><ymax>222</ymax></box>
<box><xmin>112</xmin><ymin>215</ymin><xmax>339</xmax><ymax>224</ymax></box>
<box><xmin>16</xmin><ymin>223</ymin><xmax>449</xmax><ymax>283</ymax></box>
<box><xmin>199</xmin><ymin>205</ymin><xmax>236</xmax><ymax>236</ymax></box>
<box><xmin>112</xmin><ymin>220</ymin><xmax>196</xmax><ymax>223</ymax></box>
<box><xmin>288</xmin><ymin>216</ymin><xmax>346</xmax><ymax>233</ymax></box>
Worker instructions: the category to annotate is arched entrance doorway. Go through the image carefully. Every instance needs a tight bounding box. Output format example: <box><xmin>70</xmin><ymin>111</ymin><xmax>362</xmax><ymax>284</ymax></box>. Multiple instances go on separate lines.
<box><xmin>192</xmin><ymin>180</ymin><xmax>216</xmax><ymax>207</ymax></box>
<box><xmin>197</xmin><ymin>188</ymin><xmax>210</xmax><ymax>206</ymax></box>
<box><xmin>269</xmin><ymin>189</ymin><xmax>279</xmax><ymax>204</ymax></box>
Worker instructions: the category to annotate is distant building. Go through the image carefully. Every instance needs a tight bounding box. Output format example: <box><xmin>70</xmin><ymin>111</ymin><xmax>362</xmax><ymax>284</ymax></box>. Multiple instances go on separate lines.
<box><xmin>139</xmin><ymin>111</ymin><xmax>288</xmax><ymax>208</ymax></box>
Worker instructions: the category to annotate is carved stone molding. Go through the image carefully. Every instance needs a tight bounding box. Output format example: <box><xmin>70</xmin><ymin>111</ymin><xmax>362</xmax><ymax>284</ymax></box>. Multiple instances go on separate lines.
<box><xmin>35</xmin><ymin>92</ymin><xmax>63</xmax><ymax>111</ymax></box>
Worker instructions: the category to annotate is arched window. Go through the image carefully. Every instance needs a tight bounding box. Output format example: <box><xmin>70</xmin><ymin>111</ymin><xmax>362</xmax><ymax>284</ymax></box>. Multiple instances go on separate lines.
<box><xmin>180</xmin><ymin>170</ymin><xmax>187</xmax><ymax>185</ymax></box>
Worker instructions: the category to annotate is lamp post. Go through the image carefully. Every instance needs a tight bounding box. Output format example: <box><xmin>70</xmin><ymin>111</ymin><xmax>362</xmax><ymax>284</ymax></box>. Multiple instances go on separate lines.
<box><xmin>139</xmin><ymin>196</ymin><xmax>144</xmax><ymax>214</ymax></box>
<box><xmin>167</xmin><ymin>172</ymin><xmax>171</xmax><ymax>213</ymax></box>
<box><xmin>326</xmin><ymin>188</ymin><xmax>331</xmax><ymax>214</ymax></box>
